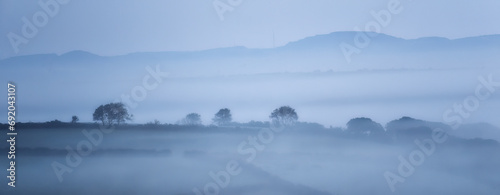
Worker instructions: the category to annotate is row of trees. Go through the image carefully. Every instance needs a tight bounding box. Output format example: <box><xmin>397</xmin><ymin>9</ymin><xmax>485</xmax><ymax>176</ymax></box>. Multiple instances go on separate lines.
<box><xmin>91</xmin><ymin>103</ymin><xmax>298</xmax><ymax>127</ymax></box>
<box><xmin>177</xmin><ymin>106</ymin><xmax>298</xmax><ymax>126</ymax></box>
<box><xmin>87</xmin><ymin>103</ymin><xmax>425</xmax><ymax>139</ymax></box>
<box><xmin>31</xmin><ymin>103</ymin><xmax>441</xmax><ymax>140</ymax></box>
<box><xmin>178</xmin><ymin>108</ymin><xmax>234</xmax><ymax>126</ymax></box>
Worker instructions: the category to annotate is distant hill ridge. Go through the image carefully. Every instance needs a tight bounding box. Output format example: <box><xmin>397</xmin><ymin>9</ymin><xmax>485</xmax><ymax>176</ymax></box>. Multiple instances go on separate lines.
<box><xmin>2</xmin><ymin>31</ymin><xmax>500</xmax><ymax>62</ymax></box>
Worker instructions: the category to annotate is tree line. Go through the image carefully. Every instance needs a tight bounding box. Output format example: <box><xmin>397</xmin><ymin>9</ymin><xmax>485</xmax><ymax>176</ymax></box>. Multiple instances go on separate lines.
<box><xmin>18</xmin><ymin>102</ymin><xmax>446</xmax><ymax>141</ymax></box>
<box><xmin>91</xmin><ymin>103</ymin><xmax>299</xmax><ymax>127</ymax></box>
<box><xmin>86</xmin><ymin>103</ymin><xmax>452</xmax><ymax>141</ymax></box>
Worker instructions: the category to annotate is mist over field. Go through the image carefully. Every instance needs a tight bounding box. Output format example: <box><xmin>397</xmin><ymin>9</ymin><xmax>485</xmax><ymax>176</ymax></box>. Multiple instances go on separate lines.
<box><xmin>1</xmin><ymin>121</ymin><xmax>500</xmax><ymax>195</ymax></box>
<box><xmin>2</xmin><ymin>1</ymin><xmax>500</xmax><ymax>194</ymax></box>
<box><xmin>1</xmin><ymin>32</ymin><xmax>500</xmax><ymax>195</ymax></box>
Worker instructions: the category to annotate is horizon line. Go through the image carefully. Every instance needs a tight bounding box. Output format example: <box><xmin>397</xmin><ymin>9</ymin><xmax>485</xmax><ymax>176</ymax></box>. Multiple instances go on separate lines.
<box><xmin>2</xmin><ymin>31</ymin><xmax>499</xmax><ymax>61</ymax></box>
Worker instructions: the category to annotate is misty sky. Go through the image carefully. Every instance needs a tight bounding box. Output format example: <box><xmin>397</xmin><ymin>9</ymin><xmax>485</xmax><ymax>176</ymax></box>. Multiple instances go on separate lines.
<box><xmin>1</xmin><ymin>0</ymin><xmax>500</xmax><ymax>59</ymax></box>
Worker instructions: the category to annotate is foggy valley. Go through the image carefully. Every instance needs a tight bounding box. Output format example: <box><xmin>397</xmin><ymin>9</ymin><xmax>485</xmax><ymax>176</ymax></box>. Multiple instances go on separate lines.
<box><xmin>1</xmin><ymin>28</ymin><xmax>500</xmax><ymax>195</ymax></box>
